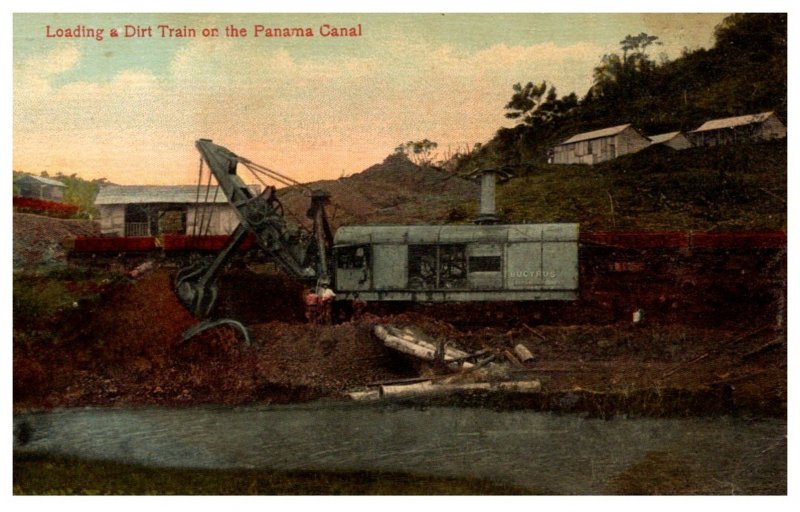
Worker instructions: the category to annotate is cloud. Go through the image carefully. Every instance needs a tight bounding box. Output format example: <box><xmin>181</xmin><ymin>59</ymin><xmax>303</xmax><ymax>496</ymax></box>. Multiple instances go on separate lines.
<box><xmin>11</xmin><ymin>30</ymin><xmax>641</xmax><ymax>184</ymax></box>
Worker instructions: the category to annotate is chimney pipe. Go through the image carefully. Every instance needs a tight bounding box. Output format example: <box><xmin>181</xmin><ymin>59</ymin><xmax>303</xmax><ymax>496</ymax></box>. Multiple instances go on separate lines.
<box><xmin>471</xmin><ymin>168</ymin><xmax>511</xmax><ymax>225</ymax></box>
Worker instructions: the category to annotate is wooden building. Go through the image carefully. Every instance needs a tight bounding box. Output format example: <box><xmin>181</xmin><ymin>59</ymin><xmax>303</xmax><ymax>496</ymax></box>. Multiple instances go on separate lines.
<box><xmin>688</xmin><ymin>111</ymin><xmax>786</xmax><ymax>147</ymax></box>
<box><xmin>551</xmin><ymin>124</ymin><xmax>650</xmax><ymax>165</ymax></box>
<box><xmin>14</xmin><ymin>175</ymin><xmax>66</xmax><ymax>202</ymax></box>
<box><xmin>648</xmin><ymin>131</ymin><xmax>691</xmax><ymax>151</ymax></box>
<box><xmin>94</xmin><ymin>185</ymin><xmax>252</xmax><ymax>237</ymax></box>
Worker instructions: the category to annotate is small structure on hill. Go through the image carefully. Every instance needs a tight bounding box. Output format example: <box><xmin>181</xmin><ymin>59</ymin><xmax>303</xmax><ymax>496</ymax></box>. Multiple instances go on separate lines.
<box><xmin>94</xmin><ymin>185</ymin><xmax>256</xmax><ymax>237</ymax></box>
<box><xmin>550</xmin><ymin>124</ymin><xmax>650</xmax><ymax>165</ymax></box>
<box><xmin>648</xmin><ymin>131</ymin><xmax>691</xmax><ymax>151</ymax></box>
<box><xmin>688</xmin><ymin>111</ymin><xmax>786</xmax><ymax>147</ymax></box>
<box><xmin>14</xmin><ymin>175</ymin><xmax>66</xmax><ymax>202</ymax></box>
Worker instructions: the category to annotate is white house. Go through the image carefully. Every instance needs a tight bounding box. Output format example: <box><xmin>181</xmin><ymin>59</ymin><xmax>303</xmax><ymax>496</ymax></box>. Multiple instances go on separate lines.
<box><xmin>94</xmin><ymin>185</ymin><xmax>253</xmax><ymax>237</ymax></box>
<box><xmin>648</xmin><ymin>131</ymin><xmax>691</xmax><ymax>151</ymax></box>
<box><xmin>551</xmin><ymin>124</ymin><xmax>651</xmax><ymax>165</ymax></box>
<box><xmin>688</xmin><ymin>111</ymin><xmax>786</xmax><ymax>147</ymax></box>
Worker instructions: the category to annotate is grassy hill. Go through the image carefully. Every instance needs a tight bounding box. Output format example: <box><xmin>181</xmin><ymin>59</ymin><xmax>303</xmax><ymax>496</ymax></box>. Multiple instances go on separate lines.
<box><xmin>452</xmin><ymin>14</ymin><xmax>786</xmax><ymax>178</ymax></box>
<box><xmin>279</xmin><ymin>139</ymin><xmax>784</xmax><ymax>232</ymax></box>
<box><xmin>494</xmin><ymin>139</ymin><xmax>786</xmax><ymax>231</ymax></box>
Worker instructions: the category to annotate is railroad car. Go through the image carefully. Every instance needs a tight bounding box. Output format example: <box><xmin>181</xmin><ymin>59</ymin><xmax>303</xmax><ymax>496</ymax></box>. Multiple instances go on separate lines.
<box><xmin>332</xmin><ymin>223</ymin><xmax>579</xmax><ymax>302</ymax></box>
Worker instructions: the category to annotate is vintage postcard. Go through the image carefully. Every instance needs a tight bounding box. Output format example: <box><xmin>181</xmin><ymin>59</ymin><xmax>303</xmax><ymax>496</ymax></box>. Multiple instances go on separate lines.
<box><xmin>11</xmin><ymin>11</ymin><xmax>787</xmax><ymax>495</ymax></box>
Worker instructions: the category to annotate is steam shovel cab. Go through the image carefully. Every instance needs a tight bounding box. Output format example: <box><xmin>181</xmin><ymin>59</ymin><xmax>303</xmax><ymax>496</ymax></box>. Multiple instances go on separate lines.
<box><xmin>332</xmin><ymin>223</ymin><xmax>579</xmax><ymax>302</ymax></box>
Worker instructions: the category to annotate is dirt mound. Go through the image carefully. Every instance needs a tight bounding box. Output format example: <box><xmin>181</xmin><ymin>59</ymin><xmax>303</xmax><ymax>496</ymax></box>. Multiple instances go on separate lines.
<box><xmin>80</xmin><ymin>270</ymin><xmax>197</xmax><ymax>362</ymax></box>
<box><xmin>13</xmin><ymin>270</ymin><xmax>416</xmax><ymax>407</ymax></box>
<box><xmin>13</xmin><ymin>212</ymin><xmax>99</xmax><ymax>268</ymax></box>
<box><xmin>278</xmin><ymin>154</ymin><xmax>479</xmax><ymax>229</ymax></box>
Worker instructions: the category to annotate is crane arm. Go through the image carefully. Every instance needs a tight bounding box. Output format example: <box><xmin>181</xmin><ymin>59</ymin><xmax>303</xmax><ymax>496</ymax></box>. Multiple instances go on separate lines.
<box><xmin>174</xmin><ymin>139</ymin><xmax>332</xmax><ymax>317</ymax></box>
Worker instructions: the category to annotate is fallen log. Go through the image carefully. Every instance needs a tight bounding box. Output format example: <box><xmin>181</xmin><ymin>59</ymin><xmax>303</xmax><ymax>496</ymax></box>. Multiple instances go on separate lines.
<box><xmin>345</xmin><ymin>379</ymin><xmax>542</xmax><ymax>400</ymax></box>
<box><xmin>374</xmin><ymin>325</ymin><xmax>474</xmax><ymax>369</ymax></box>
<box><xmin>380</xmin><ymin>379</ymin><xmax>541</xmax><ymax>398</ymax></box>
<box><xmin>514</xmin><ymin>344</ymin><xmax>535</xmax><ymax>363</ymax></box>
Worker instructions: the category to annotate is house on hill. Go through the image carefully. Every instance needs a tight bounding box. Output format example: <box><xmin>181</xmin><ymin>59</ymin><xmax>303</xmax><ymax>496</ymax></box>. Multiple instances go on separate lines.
<box><xmin>648</xmin><ymin>131</ymin><xmax>691</xmax><ymax>151</ymax></box>
<box><xmin>14</xmin><ymin>175</ymin><xmax>66</xmax><ymax>202</ymax></box>
<box><xmin>94</xmin><ymin>185</ymin><xmax>255</xmax><ymax>237</ymax></box>
<box><xmin>688</xmin><ymin>111</ymin><xmax>786</xmax><ymax>147</ymax></box>
<box><xmin>550</xmin><ymin>124</ymin><xmax>650</xmax><ymax>165</ymax></box>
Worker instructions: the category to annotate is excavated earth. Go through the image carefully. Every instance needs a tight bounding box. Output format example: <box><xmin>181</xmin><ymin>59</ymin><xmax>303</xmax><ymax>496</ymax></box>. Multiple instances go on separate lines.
<box><xmin>11</xmin><ymin>157</ymin><xmax>786</xmax><ymax>418</ymax></box>
<box><xmin>13</xmin><ymin>268</ymin><xmax>786</xmax><ymax>418</ymax></box>
<box><xmin>13</xmin><ymin>212</ymin><xmax>100</xmax><ymax>268</ymax></box>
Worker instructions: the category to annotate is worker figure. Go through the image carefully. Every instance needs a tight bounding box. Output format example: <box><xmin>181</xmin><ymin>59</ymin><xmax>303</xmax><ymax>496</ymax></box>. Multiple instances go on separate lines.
<box><xmin>304</xmin><ymin>287</ymin><xmax>336</xmax><ymax>324</ymax></box>
<box><xmin>319</xmin><ymin>286</ymin><xmax>336</xmax><ymax>325</ymax></box>
<box><xmin>304</xmin><ymin>290</ymin><xmax>321</xmax><ymax>324</ymax></box>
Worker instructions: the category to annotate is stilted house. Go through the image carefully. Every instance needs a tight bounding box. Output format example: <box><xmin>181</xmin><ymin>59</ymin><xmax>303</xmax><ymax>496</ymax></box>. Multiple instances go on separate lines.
<box><xmin>94</xmin><ymin>185</ymin><xmax>256</xmax><ymax>237</ymax></box>
<box><xmin>14</xmin><ymin>175</ymin><xmax>66</xmax><ymax>202</ymax></box>
<box><xmin>550</xmin><ymin>124</ymin><xmax>650</xmax><ymax>165</ymax></box>
<box><xmin>648</xmin><ymin>131</ymin><xmax>691</xmax><ymax>151</ymax></box>
<box><xmin>688</xmin><ymin>111</ymin><xmax>786</xmax><ymax>147</ymax></box>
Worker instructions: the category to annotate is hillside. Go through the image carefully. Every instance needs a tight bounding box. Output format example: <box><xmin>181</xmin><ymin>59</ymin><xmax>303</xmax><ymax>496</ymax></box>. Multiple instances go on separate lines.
<box><xmin>277</xmin><ymin>153</ymin><xmax>479</xmax><ymax>230</ymax></box>
<box><xmin>454</xmin><ymin>13</ymin><xmax>786</xmax><ymax>172</ymax></box>
<box><xmin>273</xmin><ymin>139</ymin><xmax>784</xmax><ymax>233</ymax></box>
<box><xmin>496</xmin><ymin>139</ymin><xmax>786</xmax><ymax>231</ymax></box>
<box><xmin>13</xmin><ymin>213</ymin><xmax>100</xmax><ymax>268</ymax></box>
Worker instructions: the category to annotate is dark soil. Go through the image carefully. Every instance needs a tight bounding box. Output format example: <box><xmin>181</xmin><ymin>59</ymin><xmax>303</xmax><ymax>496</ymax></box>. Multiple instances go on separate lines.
<box><xmin>13</xmin><ymin>268</ymin><xmax>786</xmax><ymax>418</ymax></box>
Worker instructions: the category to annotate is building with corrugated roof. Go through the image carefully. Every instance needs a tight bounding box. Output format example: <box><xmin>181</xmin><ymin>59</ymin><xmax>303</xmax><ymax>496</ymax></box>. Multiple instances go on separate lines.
<box><xmin>688</xmin><ymin>111</ymin><xmax>786</xmax><ymax>147</ymax></box>
<box><xmin>94</xmin><ymin>185</ymin><xmax>258</xmax><ymax>237</ymax></box>
<box><xmin>550</xmin><ymin>124</ymin><xmax>650</xmax><ymax>165</ymax></box>
<box><xmin>648</xmin><ymin>131</ymin><xmax>691</xmax><ymax>151</ymax></box>
<box><xmin>14</xmin><ymin>174</ymin><xmax>66</xmax><ymax>202</ymax></box>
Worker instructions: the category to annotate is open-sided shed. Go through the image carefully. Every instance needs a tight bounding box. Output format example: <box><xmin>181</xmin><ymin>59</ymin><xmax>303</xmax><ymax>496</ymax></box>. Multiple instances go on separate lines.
<box><xmin>94</xmin><ymin>185</ymin><xmax>247</xmax><ymax>237</ymax></box>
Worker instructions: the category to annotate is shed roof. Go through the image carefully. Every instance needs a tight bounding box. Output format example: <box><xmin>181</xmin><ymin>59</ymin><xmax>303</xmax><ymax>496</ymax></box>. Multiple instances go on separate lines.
<box><xmin>558</xmin><ymin>124</ymin><xmax>632</xmax><ymax>146</ymax></box>
<box><xmin>648</xmin><ymin>131</ymin><xmax>683</xmax><ymax>144</ymax></box>
<box><xmin>690</xmin><ymin>112</ymin><xmax>776</xmax><ymax>133</ymax></box>
<box><xmin>95</xmin><ymin>185</ymin><xmax>234</xmax><ymax>205</ymax></box>
<box><xmin>15</xmin><ymin>174</ymin><xmax>66</xmax><ymax>187</ymax></box>
<box><xmin>334</xmin><ymin>223</ymin><xmax>579</xmax><ymax>246</ymax></box>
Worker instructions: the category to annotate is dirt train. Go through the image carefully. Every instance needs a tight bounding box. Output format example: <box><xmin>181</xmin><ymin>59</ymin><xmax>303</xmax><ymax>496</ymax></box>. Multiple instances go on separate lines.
<box><xmin>65</xmin><ymin>140</ymin><xmax>786</xmax><ymax>327</ymax></box>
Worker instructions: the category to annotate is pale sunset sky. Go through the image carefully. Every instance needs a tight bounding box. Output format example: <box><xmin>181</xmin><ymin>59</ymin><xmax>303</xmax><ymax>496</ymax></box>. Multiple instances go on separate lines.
<box><xmin>13</xmin><ymin>12</ymin><xmax>729</xmax><ymax>185</ymax></box>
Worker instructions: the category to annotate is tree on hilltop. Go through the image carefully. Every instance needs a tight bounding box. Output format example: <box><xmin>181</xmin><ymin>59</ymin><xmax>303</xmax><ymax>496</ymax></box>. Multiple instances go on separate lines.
<box><xmin>394</xmin><ymin>139</ymin><xmax>439</xmax><ymax>166</ymax></box>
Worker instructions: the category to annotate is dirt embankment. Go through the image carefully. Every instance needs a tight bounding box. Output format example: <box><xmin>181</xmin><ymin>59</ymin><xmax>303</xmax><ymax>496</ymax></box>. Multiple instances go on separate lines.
<box><xmin>13</xmin><ymin>269</ymin><xmax>786</xmax><ymax>417</ymax></box>
<box><xmin>277</xmin><ymin>154</ymin><xmax>479</xmax><ymax>229</ymax></box>
<box><xmin>14</xmin><ymin>212</ymin><xmax>99</xmax><ymax>268</ymax></box>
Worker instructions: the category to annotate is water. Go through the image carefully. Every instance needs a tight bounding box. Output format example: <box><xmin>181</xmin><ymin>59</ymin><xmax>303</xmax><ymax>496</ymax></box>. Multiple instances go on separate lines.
<box><xmin>14</xmin><ymin>402</ymin><xmax>786</xmax><ymax>494</ymax></box>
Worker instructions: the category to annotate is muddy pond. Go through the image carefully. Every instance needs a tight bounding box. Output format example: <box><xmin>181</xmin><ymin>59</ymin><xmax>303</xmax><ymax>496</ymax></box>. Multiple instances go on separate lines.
<box><xmin>14</xmin><ymin>401</ymin><xmax>786</xmax><ymax>494</ymax></box>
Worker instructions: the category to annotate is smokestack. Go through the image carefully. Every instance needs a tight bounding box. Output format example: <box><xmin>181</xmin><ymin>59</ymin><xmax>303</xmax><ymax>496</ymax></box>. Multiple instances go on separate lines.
<box><xmin>470</xmin><ymin>168</ymin><xmax>512</xmax><ymax>225</ymax></box>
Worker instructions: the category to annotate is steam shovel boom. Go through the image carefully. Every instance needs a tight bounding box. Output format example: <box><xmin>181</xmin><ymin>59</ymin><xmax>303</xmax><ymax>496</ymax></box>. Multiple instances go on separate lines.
<box><xmin>174</xmin><ymin>139</ymin><xmax>333</xmax><ymax>318</ymax></box>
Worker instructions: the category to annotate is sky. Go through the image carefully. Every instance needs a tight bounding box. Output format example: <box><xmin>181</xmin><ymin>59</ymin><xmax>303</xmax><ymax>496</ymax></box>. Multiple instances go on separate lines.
<box><xmin>13</xmin><ymin>12</ymin><xmax>729</xmax><ymax>185</ymax></box>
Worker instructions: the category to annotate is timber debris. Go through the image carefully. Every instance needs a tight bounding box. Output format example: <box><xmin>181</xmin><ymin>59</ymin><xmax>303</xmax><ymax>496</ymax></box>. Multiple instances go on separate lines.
<box><xmin>348</xmin><ymin>324</ymin><xmax>541</xmax><ymax>400</ymax></box>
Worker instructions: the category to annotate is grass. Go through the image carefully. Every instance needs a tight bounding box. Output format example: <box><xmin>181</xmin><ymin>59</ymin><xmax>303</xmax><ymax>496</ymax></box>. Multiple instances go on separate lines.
<box><xmin>492</xmin><ymin>140</ymin><xmax>786</xmax><ymax>231</ymax></box>
<box><xmin>13</xmin><ymin>264</ymin><xmax>119</xmax><ymax>345</ymax></box>
<box><xmin>13</xmin><ymin>453</ymin><xmax>529</xmax><ymax>495</ymax></box>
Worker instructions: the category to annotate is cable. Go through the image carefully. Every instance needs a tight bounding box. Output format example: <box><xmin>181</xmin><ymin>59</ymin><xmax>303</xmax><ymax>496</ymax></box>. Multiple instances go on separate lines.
<box><xmin>191</xmin><ymin>157</ymin><xmax>204</xmax><ymax>237</ymax></box>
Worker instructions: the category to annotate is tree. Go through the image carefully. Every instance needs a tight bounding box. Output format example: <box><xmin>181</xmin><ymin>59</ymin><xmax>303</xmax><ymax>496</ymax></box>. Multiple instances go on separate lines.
<box><xmin>587</xmin><ymin>32</ymin><xmax>661</xmax><ymax>108</ymax></box>
<box><xmin>394</xmin><ymin>139</ymin><xmax>439</xmax><ymax>166</ymax></box>
<box><xmin>505</xmin><ymin>81</ymin><xmax>578</xmax><ymax>128</ymax></box>
<box><xmin>504</xmin><ymin>81</ymin><xmax>548</xmax><ymax>123</ymax></box>
<box><xmin>620</xmin><ymin>33</ymin><xmax>661</xmax><ymax>64</ymax></box>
